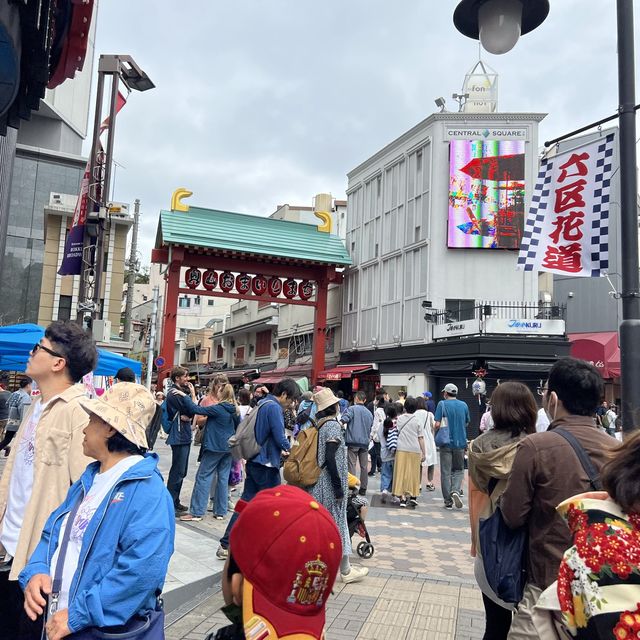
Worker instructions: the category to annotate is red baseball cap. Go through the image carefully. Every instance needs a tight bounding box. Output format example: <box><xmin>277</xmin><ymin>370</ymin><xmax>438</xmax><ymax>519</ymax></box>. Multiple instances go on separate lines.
<box><xmin>230</xmin><ymin>485</ymin><xmax>341</xmax><ymax>640</ymax></box>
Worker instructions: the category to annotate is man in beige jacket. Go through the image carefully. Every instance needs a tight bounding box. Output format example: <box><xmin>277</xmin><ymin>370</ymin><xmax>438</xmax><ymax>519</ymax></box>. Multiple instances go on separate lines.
<box><xmin>0</xmin><ymin>320</ymin><xmax>97</xmax><ymax>640</ymax></box>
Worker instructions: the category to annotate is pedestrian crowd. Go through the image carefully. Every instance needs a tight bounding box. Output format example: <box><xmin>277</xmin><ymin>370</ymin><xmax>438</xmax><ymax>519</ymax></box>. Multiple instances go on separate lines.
<box><xmin>0</xmin><ymin>319</ymin><xmax>637</xmax><ymax>640</ymax></box>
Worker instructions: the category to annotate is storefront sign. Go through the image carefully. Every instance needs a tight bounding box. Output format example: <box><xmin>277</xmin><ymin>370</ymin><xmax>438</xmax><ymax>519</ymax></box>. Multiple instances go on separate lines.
<box><xmin>445</xmin><ymin>127</ymin><xmax>527</xmax><ymax>140</ymax></box>
<box><xmin>432</xmin><ymin>318</ymin><xmax>482</xmax><ymax>340</ymax></box>
<box><xmin>484</xmin><ymin>318</ymin><xmax>565</xmax><ymax>335</ymax></box>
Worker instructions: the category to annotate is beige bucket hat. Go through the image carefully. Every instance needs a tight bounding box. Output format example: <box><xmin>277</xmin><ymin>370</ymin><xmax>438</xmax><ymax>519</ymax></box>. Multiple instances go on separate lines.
<box><xmin>313</xmin><ymin>387</ymin><xmax>340</xmax><ymax>413</ymax></box>
<box><xmin>79</xmin><ymin>382</ymin><xmax>155</xmax><ymax>449</ymax></box>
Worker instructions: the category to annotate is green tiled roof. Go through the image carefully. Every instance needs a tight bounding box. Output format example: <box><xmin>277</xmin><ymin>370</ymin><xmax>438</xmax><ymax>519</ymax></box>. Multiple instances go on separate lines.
<box><xmin>155</xmin><ymin>207</ymin><xmax>351</xmax><ymax>266</ymax></box>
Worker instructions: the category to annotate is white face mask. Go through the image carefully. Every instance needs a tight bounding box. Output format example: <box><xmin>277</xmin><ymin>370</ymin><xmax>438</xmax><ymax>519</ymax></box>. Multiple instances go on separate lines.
<box><xmin>544</xmin><ymin>391</ymin><xmax>558</xmax><ymax>422</ymax></box>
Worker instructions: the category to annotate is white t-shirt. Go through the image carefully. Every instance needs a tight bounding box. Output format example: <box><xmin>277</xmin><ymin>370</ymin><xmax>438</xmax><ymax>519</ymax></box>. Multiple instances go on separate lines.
<box><xmin>535</xmin><ymin>408</ymin><xmax>550</xmax><ymax>433</ymax></box>
<box><xmin>0</xmin><ymin>399</ymin><xmax>47</xmax><ymax>556</ymax></box>
<box><xmin>50</xmin><ymin>455</ymin><xmax>143</xmax><ymax>610</ymax></box>
<box><xmin>238</xmin><ymin>405</ymin><xmax>251</xmax><ymax>421</ymax></box>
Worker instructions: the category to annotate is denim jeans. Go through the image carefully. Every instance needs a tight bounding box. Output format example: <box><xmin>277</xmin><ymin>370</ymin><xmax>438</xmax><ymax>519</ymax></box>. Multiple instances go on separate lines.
<box><xmin>439</xmin><ymin>447</ymin><xmax>465</xmax><ymax>506</ymax></box>
<box><xmin>190</xmin><ymin>450</ymin><xmax>232</xmax><ymax>516</ymax></box>
<box><xmin>380</xmin><ymin>460</ymin><xmax>394</xmax><ymax>493</ymax></box>
<box><xmin>167</xmin><ymin>444</ymin><xmax>191</xmax><ymax>508</ymax></box>
<box><xmin>219</xmin><ymin>461</ymin><xmax>281</xmax><ymax>549</ymax></box>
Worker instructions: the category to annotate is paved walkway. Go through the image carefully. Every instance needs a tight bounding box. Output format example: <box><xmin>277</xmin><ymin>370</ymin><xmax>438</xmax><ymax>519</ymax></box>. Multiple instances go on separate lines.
<box><xmin>155</xmin><ymin>438</ymin><xmax>485</xmax><ymax>639</ymax></box>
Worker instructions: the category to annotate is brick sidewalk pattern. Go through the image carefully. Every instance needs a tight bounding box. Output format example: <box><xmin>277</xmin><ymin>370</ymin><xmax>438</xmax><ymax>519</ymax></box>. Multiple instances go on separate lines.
<box><xmin>165</xmin><ymin>569</ymin><xmax>485</xmax><ymax>640</ymax></box>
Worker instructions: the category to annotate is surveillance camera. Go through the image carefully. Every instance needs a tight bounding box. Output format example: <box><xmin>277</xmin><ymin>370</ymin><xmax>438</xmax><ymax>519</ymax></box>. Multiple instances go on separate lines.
<box><xmin>434</xmin><ymin>97</ymin><xmax>446</xmax><ymax>111</ymax></box>
<box><xmin>422</xmin><ymin>300</ymin><xmax>433</xmax><ymax>308</ymax></box>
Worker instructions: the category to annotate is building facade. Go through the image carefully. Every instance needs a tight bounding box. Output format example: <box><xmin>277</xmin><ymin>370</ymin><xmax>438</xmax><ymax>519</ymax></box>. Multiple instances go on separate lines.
<box><xmin>0</xmin><ymin>13</ymin><xmax>96</xmax><ymax>324</ymax></box>
<box><xmin>38</xmin><ymin>192</ymin><xmax>132</xmax><ymax>334</ymax></box>
<box><xmin>339</xmin><ymin>111</ymin><xmax>569</xmax><ymax>430</ymax></box>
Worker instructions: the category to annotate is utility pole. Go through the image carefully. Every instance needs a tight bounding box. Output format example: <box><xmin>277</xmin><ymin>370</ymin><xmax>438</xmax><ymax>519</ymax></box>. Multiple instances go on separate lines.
<box><xmin>123</xmin><ymin>198</ymin><xmax>140</xmax><ymax>342</ymax></box>
<box><xmin>146</xmin><ymin>285</ymin><xmax>159</xmax><ymax>389</ymax></box>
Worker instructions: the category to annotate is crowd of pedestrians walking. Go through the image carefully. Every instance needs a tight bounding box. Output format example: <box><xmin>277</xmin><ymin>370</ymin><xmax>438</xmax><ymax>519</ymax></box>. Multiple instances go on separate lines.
<box><xmin>0</xmin><ymin>321</ymin><xmax>637</xmax><ymax>640</ymax></box>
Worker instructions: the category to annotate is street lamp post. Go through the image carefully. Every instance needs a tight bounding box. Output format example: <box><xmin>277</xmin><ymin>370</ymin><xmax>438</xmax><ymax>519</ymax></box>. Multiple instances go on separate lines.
<box><xmin>453</xmin><ymin>0</ymin><xmax>640</xmax><ymax>434</ymax></box>
<box><xmin>77</xmin><ymin>55</ymin><xmax>154</xmax><ymax>333</ymax></box>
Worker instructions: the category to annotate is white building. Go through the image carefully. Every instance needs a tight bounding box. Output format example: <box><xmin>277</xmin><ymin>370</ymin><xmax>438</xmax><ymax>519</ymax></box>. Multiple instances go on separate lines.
<box><xmin>339</xmin><ymin>111</ymin><xmax>569</xmax><ymax>419</ymax></box>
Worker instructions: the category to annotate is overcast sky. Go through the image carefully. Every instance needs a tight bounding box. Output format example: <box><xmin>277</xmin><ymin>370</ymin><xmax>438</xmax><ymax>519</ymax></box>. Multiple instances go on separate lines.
<box><xmin>92</xmin><ymin>1</ymin><xmax>639</xmax><ymax>267</ymax></box>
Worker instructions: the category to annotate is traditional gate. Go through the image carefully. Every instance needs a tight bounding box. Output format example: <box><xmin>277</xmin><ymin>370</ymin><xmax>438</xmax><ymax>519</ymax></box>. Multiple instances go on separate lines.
<box><xmin>151</xmin><ymin>190</ymin><xmax>351</xmax><ymax>383</ymax></box>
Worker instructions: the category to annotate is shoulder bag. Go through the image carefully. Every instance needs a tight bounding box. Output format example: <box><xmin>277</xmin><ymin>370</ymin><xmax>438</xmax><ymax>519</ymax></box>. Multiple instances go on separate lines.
<box><xmin>434</xmin><ymin>403</ymin><xmax>450</xmax><ymax>447</ymax></box>
<box><xmin>47</xmin><ymin>497</ymin><xmax>165</xmax><ymax>639</ymax></box>
<box><xmin>479</xmin><ymin>477</ymin><xmax>528</xmax><ymax>604</ymax></box>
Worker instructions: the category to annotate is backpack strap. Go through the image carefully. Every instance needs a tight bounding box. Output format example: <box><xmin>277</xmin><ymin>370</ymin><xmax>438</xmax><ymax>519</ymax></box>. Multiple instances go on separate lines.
<box><xmin>487</xmin><ymin>477</ymin><xmax>499</xmax><ymax>496</ymax></box>
<box><xmin>554</xmin><ymin>428</ymin><xmax>603</xmax><ymax>491</ymax></box>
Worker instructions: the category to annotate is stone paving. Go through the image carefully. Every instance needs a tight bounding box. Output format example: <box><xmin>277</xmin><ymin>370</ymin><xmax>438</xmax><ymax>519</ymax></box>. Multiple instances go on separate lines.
<box><xmin>155</xmin><ymin>438</ymin><xmax>485</xmax><ymax>639</ymax></box>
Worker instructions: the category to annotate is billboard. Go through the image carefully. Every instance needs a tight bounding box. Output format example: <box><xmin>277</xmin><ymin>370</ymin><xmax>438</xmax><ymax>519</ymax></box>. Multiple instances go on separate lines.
<box><xmin>448</xmin><ymin>139</ymin><xmax>526</xmax><ymax>249</ymax></box>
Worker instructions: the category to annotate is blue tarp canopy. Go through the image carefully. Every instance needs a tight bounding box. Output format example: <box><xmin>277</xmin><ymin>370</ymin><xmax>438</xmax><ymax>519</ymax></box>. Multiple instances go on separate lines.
<box><xmin>0</xmin><ymin>324</ymin><xmax>142</xmax><ymax>377</ymax></box>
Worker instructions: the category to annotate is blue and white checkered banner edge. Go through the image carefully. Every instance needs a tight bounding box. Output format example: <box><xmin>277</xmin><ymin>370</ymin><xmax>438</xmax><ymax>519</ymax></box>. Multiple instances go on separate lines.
<box><xmin>517</xmin><ymin>133</ymin><xmax>616</xmax><ymax>278</ymax></box>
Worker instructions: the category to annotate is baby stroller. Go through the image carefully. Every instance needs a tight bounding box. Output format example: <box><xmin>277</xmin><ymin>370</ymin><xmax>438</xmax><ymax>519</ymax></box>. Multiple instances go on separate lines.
<box><xmin>347</xmin><ymin>473</ymin><xmax>374</xmax><ymax>559</ymax></box>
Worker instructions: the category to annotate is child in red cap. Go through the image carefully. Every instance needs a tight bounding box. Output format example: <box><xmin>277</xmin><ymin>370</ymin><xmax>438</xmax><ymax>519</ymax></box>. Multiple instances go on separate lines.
<box><xmin>209</xmin><ymin>485</ymin><xmax>342</xmax><ymax>640</ymax></box>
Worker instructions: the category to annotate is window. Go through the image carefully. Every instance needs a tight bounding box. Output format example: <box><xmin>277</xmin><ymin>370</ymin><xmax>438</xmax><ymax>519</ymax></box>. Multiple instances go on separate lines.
<box><xmin>208</xmin><ymin>299</ymin><xmax>215</xmax><ymax>306</ymax></box>
<box><xmin>194</xmin><ymin>296</ymin><xmax>201</xmax><ymax>305</ymax></box>
<box><xmin>58</xmin><ymin>295</ymin><xmax>72</xmax><ymax>321</ymax></box>
<box><xmin>445</xmin><ymin>299</ymin><xmax>476</xmax><ymax>322</ymax></box>
<box><xmin>255</xmin><ymin>330</ymin><xmax>271</xmax><ymax>357</ymax></box>
<box><xmin>179</xmin><ymin>297</ymin><xmax>190</xmax><ymax>308</ymax></box>
<box><xmin>216</xmin><ymin>344</ymin><xmax>224</xmax><ymax>359</ymax></box>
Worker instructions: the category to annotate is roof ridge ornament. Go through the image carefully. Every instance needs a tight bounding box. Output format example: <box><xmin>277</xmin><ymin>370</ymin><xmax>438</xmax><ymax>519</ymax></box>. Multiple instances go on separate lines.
<box><xmin>314</xmin><ymin>211</ymin><xmax>332</xmax><ymax>233</ymax></box>
<box><xmin>171</xmin><ymin>188</ymin><xmax>192</xmax><ymax>212</ymax></box>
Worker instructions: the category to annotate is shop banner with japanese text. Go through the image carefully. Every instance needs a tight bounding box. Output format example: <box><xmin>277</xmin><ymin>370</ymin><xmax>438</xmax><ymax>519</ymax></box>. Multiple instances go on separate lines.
<box><xmin>517</xmin><ymin>133</ymin><xmax>615</xmax><ymax>277</ymax></box>
<box><xmin>58</xmin><ymin>92</ymin><xmax>127</xmax><ymax>275</ymax></box>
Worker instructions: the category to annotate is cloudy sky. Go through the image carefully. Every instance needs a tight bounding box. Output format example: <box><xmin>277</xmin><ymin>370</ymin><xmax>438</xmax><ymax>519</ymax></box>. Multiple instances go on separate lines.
<box><xmin>92</xmin><ymin>1</ymin><xmax>638</xmax><ymax>266</ymax></box>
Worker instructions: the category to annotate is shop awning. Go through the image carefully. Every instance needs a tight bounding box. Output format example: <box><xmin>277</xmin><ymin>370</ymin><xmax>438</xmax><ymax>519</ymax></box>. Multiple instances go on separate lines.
<box><xmin>569</xmin><ymin>332</ymin><xmax>620</xmax><ymax>379</ymax></box>
<box><xmin>318</xmin><ymin>365</ymin><xmax>374</xmax><ymax>381</ymax></box>
<box><xmin>253</xmin><ymin>364</ymin><xmax>312</xmax><ymax>385</ymax></box>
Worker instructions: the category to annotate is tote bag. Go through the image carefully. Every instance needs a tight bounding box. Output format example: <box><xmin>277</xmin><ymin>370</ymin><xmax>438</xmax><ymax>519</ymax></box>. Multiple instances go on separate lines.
<box><xmin>434</xmin><ymin>404</ymin><xmax>450</xmax><ymax>447</ymax></box>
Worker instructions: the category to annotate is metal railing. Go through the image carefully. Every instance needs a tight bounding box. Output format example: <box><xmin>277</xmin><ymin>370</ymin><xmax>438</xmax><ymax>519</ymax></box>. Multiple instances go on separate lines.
<box><xmin>429</xmin><ymin>300</ymin><xmax>566</xmax><ymax>325</ymax></box>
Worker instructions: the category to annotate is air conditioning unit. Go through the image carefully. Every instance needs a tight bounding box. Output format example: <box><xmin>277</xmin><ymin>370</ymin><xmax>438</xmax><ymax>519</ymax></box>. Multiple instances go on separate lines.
<box><xmin>92</xmin><ymin>319</ymin><xmax>112</xmax><ymax>343</ymax></box>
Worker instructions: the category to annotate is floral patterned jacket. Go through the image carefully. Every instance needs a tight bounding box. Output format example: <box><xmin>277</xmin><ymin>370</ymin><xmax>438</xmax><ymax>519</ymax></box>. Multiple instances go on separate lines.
<box><xmin>557</xmin><ymin>492</ymin><xmax>640</xmax><ymax>639</ymax></box>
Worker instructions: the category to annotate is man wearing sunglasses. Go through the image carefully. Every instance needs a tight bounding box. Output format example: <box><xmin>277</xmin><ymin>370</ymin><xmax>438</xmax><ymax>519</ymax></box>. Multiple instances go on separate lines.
<box><xmin>0</xmin><ymin>320</ymin><xmax>97</xmax><ymax>640</ymax></box>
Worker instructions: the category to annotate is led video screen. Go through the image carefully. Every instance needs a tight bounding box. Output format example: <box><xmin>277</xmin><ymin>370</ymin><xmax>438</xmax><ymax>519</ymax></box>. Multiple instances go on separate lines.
<box><xmin>448</xmin><ymin>139</ymin><xmax>525</xmax><ymax>249</ymax></box>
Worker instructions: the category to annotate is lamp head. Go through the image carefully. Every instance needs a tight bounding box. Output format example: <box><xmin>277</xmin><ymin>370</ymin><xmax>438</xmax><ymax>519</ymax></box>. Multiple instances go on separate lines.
<box><xmin>453</xmin><ymin>0</ymin><xmax>549</xmax><ymax>55</ymax></box>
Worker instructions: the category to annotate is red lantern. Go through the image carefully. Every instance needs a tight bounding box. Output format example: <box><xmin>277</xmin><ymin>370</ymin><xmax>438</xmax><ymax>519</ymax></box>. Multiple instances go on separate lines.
<box><xmin>185</xmin><ymin>268</ymin><xmax>201</xmax><ymax>289</ymax></box>
<box><xmin>252</xmin><ymin>275</ymin><xmax>267</xmax><ymax>295</ymax></box>
<box><xmin>283</xmin><ymin>278</ymin><xmax>297</xmax><ymax>299</ymax></box>
<box><xmin>202</xmin><ymin>269</ymin><xmax>218</xmax><ymax>291</ymax></box>
<box><xmin>352</xmin><ymin>378</ymin><xmax>359</xmax><ymax>391</ymax></box>
<box><xmin>220</xmin><ymin>271</ymin><xmax>235</xmax><ymax>292</ymax></box>
<box><xmin>267</xmin><ymin>277</ymin><xmax>283</xmax><ymax>297</ymax></box>
<box><xmin>236</xmin><ymin>273</ymin><xmax>251</xmax><ymax>295</ymax></box>
<box><xmin>298</xmin><ymin>280</ymin><xmax>314</xmax><ymax>300</ymax></box>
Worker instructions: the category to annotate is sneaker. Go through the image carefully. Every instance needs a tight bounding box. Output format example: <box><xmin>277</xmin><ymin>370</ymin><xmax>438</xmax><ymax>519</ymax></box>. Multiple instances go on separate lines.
<box><xmin>444</xmin><ymin>503</ymin><xmax>453</xmax><ymax>510</ymax></box>
<box><xmin>216</xmin><ymin>545</ymin><xmax>228</xmax><ymax>559</ymax></box>
<box><xmin>358</xmin><ymin>488</ymin><xmax>367</xmax><ymax>496</ymax></box>
<box><xmin>400</xmin><ymin>499</ymin><xmax>407</xmax><ymax>508</ymax></box>
<box><xmin>409</xmin><ymin>497</ymin><xmax>418</xmax><ymax>507</ymax></box>
<box><xmin>213</xmin><ymin>515</ymin><xmax>225</xmax><ymax>520</ymax></box>
<box><xmin>179</xmin><ymin>514</ymin><xmax>203</xmax><ymax>522</ymax></box>
<box><xmin>451</xmin><ymin>491</ymin><xmax>463</xmax><ymax>509</ymax></box>
<box><xmin>175</xmin><ymin>503</ymin><xmax>188</xmax><ymax>513</ymax></box>
<box><xmin>341</xmin><ymin>566</ymin><xmax>369</xmax><ymax>584</ymax></box>
<box><xmin>425</xmin><ymin>483</ymin><xmax>436</xmax><ymax>491</ymax></box>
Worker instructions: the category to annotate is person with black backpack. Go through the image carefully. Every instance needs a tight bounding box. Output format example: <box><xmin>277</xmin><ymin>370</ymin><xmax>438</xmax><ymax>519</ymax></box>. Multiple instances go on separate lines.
<box><xmin>500</xmin><ymin>358</ymin><xmax>617</xmax><ymax>640</ymax></box>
